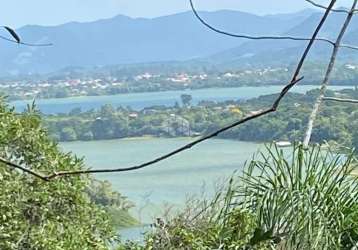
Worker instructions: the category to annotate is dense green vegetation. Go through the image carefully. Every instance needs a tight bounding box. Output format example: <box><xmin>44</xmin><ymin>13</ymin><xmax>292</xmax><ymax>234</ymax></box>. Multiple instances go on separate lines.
<box><xmin>44</xmin><ymin>88</ymin><xmax>358</xmax><ymax>150</ymax></box>
<box><xmin>118</xmin><ymin>145</ymin><xmax>358</xmax><ymax>249</ymax></box>
<box><xmin>0</xmin><ymin>99</ymin><xmax>136</xmax><ymax>249</ymax></box>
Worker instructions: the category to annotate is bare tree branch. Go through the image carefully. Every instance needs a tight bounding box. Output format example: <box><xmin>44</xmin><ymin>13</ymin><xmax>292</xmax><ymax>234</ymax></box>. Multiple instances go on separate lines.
<box><xmin>0</xmin><ymin>78</ymin><xmax>303</xmax><ymax>180</ymax></box>
<box><xmin>0</xmin><ymin>35</ymin><xmax>53</xmax><ymax>47</ymax></box>
<box><xmin>39</xmin><ymin>78</ymin><xmax>309</xmax><ymax>180</ymax></box>
<box><xmin>189</xmin><ymin>0</ymin><xmax>358</xmax><ymax>51</ymax></box>
<box><xmin>289</xmin><ymin>0</ymin><xmax>337</xmax><ymax>82</ymax></box>
<box><xmin>303</xmin><ymin>0</ymin><xmax>358</xmax><ymax>147</ymax></box>
<box><xmin>339</xmin><ymin>44</ymin><xmax>358</xmax><ymax>50</ymax></box>
<box><xmin>305</xmin><ymin>0</ymin><xmax>358</xmax><ymax>13</ymax></box>
<box><xmin>1</xmin><ymin>26</ymin><xmax>52</xmax><ymax>47</ymax></box>
<box><xmin>322</xmin><ymin>97</ymin><xmax>358</xmax><ymax>103</ymax></box>
<box><xmin>304</xmin><ymin>0</ymin><xmax>351</xmax><ymax>13</ymax></box>
<box><xmin>0</xmin><ymin>157</ymin><xmax>49</xmax><ymax>181</ymax></box>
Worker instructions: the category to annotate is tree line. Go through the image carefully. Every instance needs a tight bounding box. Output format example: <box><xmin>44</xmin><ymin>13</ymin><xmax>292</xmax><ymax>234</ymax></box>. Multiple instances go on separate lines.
<box><xmin>43</xmin><ymin>88</ymin><xmax>358</xmax><ymax>151</ymax></box>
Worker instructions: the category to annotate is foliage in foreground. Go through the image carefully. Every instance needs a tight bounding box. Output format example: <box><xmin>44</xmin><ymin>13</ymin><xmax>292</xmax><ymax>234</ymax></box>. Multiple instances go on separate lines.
<box><xmin>118</xmin><ymin>195</ymin><xmax>269</xmax><ymax>250</ymax></box>
<box><xmin>119</xmin><ymin>145</ymin><xmax>358</xmax><ymax>249</ymax></box>
<box><xmin>240</xmin><ymin>145</ymin><xmax>358</xmax><ymax>249</ymax></box>
<box><xmin>0</xmin><ymin>100</ymin><xmax>121</xmax><ymax>249</ymax></box>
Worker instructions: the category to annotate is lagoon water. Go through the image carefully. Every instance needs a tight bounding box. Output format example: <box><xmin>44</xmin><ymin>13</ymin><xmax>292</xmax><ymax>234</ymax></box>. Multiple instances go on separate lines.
<box><xmin>12</xmin><ymin>85</ymin><xmax>353</xmax><ymax>114</ymax></box>
<box><xmin>60</xmin><ymin>138</ymin><xmax>263</xmax><ymax>224</ymax></box>
<box><xmin>49</xmin><ymin>85</ymin><xmax>348</xmax><ymax>241</ymax></box>
<box><xmin>61</xmin><ymin>138</ymin><xmax>263</xmax><ymax>241</ymax></box>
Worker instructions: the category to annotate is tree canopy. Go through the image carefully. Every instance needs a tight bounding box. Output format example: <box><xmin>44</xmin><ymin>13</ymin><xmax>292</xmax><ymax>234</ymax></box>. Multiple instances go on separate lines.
<box><xmin>0</xmin><ymin>99</ymin><xmax>117</xmax><ymax>249</ymax></box>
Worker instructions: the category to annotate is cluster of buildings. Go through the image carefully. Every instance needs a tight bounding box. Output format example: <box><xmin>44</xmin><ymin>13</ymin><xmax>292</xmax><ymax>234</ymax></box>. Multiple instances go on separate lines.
<box><xmin>0</xmin><ymin>67</ymin><xmax>292</xmax><ymax>100</ymax></box>
<box><xmin>220</xmin><ymin>67</ymin><xmax>289</xmax><ymax>79</ymax></box>
<box><xmin>0</xmin><ymin>77</ymin><xmax>125</xmax><ymax>99</ymax></box>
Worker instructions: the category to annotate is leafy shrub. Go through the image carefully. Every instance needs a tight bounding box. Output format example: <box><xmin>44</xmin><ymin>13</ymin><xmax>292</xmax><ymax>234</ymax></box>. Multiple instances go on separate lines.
<box><xmin>120</xmin><ymin>145</ymin><xmax>358</xmax><ymax>249</ymax></box>
<box><xmin>238</xmin><ymin>145</ymin><xmax>358</xmax><ymax>249</ymax></box>
<box><xmin>117</xmin><ymin>182</ymin><xmax>270</xmax><ymax>249</ymax></box>
<box><xmin>0</xmin><ymin>100</ymin><xmax>117</xmax><ymax>249</ymax></box>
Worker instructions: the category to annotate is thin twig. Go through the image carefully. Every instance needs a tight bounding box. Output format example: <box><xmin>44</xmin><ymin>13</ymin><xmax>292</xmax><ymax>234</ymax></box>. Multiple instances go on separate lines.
<box><xmin>305</xmin><ymin>0</ymin><xmax>351</xmax><ymax>13</ymax></box>
<box><xmin>44</xmin><ymin>77</ymin><xmax>304</xmax><ymax>179</ymax></box>
<box><xmin>0</xmin><ymin>35</ymin><xmax>53</xmax><ymax>47</ymax></box>
<box><xmin>0</xmin><ymin>157</ymin><xmax>49</xmax><ymax>181</ymax></box>
<box><xmin>340</xmin><ymin>44</ymin><xmax>358</xmax><ymax>50</ymax></box>
<box><xmin>305</xmin><ymin>0</ymin><xmax>358</xmax><ymax>13</ymax></box>
<box><xmin>289</xmin><ymin>0</ymin><xmax>337</xmax><ymax>82</ymax></box>
<box><xmin>189</xmin><ymin>0</ymin><xmax>358</xmax><ymax>51</ymax></box>
<box><xmin>0</xmin><ymin>77</ymin><xmax>302</xmax><ymax>180</ymax></box>
<box><xmin>303</xmin><ymin>0</ymin><xmax>358</xmax><ymax>147</ymax></box>
<box><xmin>322</xmin><ymin>97</ymin><xmax>358</xmax><ymax>103</ymax></box>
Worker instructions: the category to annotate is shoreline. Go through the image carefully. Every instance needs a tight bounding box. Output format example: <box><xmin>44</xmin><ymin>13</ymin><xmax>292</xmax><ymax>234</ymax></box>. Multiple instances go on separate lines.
<box><xmin>10</xmin><ymin>84</ymin><xmax>355</xmax><ymax>103</ymax></box>
<box><xmin>58</xmin><ymin>135</ymin><xmax>270</xmax><ymax>145</ymax></box>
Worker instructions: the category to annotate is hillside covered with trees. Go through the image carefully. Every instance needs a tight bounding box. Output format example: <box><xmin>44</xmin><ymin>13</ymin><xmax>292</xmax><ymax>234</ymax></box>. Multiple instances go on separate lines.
<box><xmin>44</xmin><ymin>88</ymin><xmax>358</xmax><ymax>151</ymax></box>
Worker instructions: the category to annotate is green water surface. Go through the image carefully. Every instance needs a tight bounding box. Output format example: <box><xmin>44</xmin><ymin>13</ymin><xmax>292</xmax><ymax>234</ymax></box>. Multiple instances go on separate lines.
<box><xmin>61</xmin><ymin>137</ymin><xmax>263</xmax><ymax>223</ymax></box>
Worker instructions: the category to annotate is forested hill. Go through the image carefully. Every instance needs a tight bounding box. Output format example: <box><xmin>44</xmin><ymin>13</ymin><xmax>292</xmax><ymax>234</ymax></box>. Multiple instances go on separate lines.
<box><xmin>0</xmin><ymin>9</ymin><xmax>320</xmax><ymax>76</ymax></box>
<box><xmin>44</xmin><ymin>88</ymin><xmax>358</xmax><ymax>151</ymax></box>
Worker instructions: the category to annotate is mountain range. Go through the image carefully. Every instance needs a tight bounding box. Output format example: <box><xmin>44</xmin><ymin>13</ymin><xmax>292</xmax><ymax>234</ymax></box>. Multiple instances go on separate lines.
<box><xmin>1</xmin><ymin>8</ymin><xmax>358</xmax><ymax>77</ymax></box>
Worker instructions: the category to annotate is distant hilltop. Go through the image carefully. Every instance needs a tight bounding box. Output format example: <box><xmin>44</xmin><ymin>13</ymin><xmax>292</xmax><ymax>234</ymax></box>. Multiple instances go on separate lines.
<box><xmin>1</xmin><ymin>8</ymin><xmax>358</xmax><ymax>77</ymax></box>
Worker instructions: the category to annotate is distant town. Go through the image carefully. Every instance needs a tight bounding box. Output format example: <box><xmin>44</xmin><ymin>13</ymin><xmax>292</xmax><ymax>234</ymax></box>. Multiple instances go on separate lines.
<box><xmin>2</xmin><ymin>63</ymin><xmax>358</xmax><ymax>101</ymax></box>
<box><xmin>0</xmin><ymin>67</ymin><xmax>291</xmax><ymax>100</ymax></box>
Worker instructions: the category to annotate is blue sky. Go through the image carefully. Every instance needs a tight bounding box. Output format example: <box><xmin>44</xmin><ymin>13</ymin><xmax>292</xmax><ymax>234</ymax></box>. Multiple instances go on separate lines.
<box><xmin>1</xmin><ymin>0</ymin><xmax>354</xmax><ymax>28</ymax></box>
